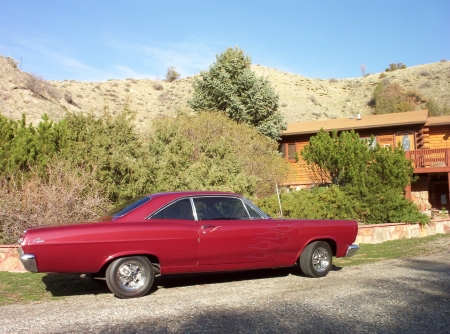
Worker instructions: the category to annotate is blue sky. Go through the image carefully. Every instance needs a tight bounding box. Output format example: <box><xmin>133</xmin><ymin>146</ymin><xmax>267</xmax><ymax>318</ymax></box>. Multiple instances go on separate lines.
<box><xmin>1</xmin><ymin>0</ymin><xmax>449</xmax><ymax>81</ymax></box>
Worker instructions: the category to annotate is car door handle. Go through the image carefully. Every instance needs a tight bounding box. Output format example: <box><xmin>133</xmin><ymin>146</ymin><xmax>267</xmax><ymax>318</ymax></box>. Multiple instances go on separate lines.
<box><xmin>201</xmin><ymin>225</ymin><xmax>220</xmax><ymax>233</ymax></box>
<box><xmin>201</xmin><ymin>225</ymin><xmax>216</xmax><ymax>229</ymax></box>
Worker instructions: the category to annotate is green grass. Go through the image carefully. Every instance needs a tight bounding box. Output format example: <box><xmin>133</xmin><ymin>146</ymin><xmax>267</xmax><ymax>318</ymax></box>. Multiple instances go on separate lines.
<box><xmin>334</xmin><ymin>233</ymin><xmax>450</xmax><ymax>267</ymax></box>
<box><xmin>1</xmin><ymin>233</ymin><xmax>449</xmax><ymax>305</ymax></box>
<box><xmin>0</xmin><ymin>272</ymin><xmax>108</xmax><ymax>306</ymax></box>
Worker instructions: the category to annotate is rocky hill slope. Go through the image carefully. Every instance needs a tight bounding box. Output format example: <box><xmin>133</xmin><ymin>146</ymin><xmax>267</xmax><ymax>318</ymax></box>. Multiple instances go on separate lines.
<box><xmin>1</xmin><ymin>55</ymin><xmax>449</xmax><ymax>129</ymax></box>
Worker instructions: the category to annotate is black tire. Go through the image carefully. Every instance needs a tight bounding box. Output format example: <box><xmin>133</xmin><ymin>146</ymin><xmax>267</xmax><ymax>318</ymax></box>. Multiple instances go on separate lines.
<box><xmin>105</xmin><ymin>256</ymin><xmax>154</xmax><ymax>298</ymax></box>
<box><xmin>299</xmin><ymin>241</ymin><xmax>332</xmax><ymax>278</ymax></box>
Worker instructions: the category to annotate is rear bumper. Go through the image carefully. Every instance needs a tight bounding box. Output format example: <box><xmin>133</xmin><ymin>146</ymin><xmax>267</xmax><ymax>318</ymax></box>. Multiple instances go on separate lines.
<box><xmin>345</xmin><ymin>244</ymin><xmax>359</xmax><ymax>257</ymax></box>
<box><xmin>18</xmin><ymin>248</ymin><xmax>38</xmax><ymax>272</ymax></box>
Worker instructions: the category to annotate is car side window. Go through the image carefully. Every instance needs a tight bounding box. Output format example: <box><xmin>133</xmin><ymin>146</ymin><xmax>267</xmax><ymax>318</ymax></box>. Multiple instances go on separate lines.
<box><xmin>244</xmin><ymin>202</ymin><xmax>264</xmax><ymax>218</ymax></box>
<box><xmin>150</xmin><ymin>198</ymin><xmax>195</xmax><ymax>220</ymax></box>
<box><xmin>193</xmin><ymin>197</ymin><xmax>250</xmax><ymax>220</ymax></box>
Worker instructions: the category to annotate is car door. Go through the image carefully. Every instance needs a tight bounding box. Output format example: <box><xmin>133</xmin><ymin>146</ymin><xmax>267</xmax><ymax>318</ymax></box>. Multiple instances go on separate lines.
<box><xmin>193</xmin><ymin>196</ymin><xmax>281</xmax><ymax>265</ymax></box>
<box><xmin>148</xmin><ymin>198</ymin><xmax>198</xmax><ymax>267</ymax></box>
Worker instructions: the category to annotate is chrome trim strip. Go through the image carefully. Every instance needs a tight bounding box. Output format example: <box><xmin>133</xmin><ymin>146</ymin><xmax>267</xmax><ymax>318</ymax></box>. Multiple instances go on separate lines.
<box><xmin>345</xmin><ymin>244</ymin><xmax>359</xmax><ymax>257</ymax></box>
<box><xmin>19</xmin><ymin>253</ymin><xmax>38</xmax><ymax>272</ymax></box>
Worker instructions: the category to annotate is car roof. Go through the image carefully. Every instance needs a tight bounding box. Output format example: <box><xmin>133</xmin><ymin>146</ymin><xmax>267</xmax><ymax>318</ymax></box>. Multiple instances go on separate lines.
<box><xmin>147</xmin><ymin>191</ymin><xmax>241</xmax><ymax>200</ymax></box>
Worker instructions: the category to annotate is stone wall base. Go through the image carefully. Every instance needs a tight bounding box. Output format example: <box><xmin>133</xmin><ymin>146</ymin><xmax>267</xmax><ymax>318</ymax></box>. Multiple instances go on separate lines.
<box><xmin>356</xmin><ymin>220</ymin><xmax>450</xmax><ymax>244</ymax></box>
<box><xmin>2</xmin><ymin>220</ymin><xmax>450</xmax><ymax>272</ymax></box>
<box><xmin>0</xmin><ymin>246</ymin><xmax>25</xmax><ymax>272</ymax></box>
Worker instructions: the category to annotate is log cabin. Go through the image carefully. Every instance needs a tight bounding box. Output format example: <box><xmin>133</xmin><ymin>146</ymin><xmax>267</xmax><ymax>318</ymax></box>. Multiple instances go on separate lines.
<box><xmin>279</xmin><ymin>110</ymin><xmax>450</xmax><ymax>211</ymax></box>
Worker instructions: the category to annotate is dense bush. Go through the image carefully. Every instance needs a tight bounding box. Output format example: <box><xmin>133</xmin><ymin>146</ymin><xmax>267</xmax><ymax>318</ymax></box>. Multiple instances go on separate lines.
<box><xmin>189</xmin><ymin>47</ymin><xmax>286</xmax><ymax>140</ymax></box>
<box><xmin>369</xmin><ymin>82</ymin><xmax>426</xmax><ymax>114</ymax></box>
<box><xmin>427</xmin><ymin>98</ymin><xmax>450</xmax><ymax>116</ymax></box>
<box><xmin>57</xmin><ymin>106</ymin><xmax>154</xmax><ymax>202</ymax></box>
<box><xmin>146</xmin><ymin>111</ymin><xmax>290</xmax><ymax>199</ymax></box>
<box><xmin>385</xmin><ymin>63</ymin><xmax>407</xmax><ymax>72</ymax></box>
<box><xmin>299</xmin><ymin>129</ymin><xmax>429</xmax><ymax>225</ymax></box>
<box><xmin>257</xmin><ymin>186</ymin><xmax>358</xmax><ymax>220</ymax></box>
<box><xmin>0</xmin><ymin>114</ymin><xmax>64</xmax><ymax>174</ymax></box>
<box><xmin>0</xmin><ymin>160</ymin><xmax>110</xmax><ymax>244</ymax></box>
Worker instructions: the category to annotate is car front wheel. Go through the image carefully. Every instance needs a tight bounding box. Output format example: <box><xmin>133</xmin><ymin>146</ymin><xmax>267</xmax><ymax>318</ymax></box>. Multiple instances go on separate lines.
<box><xmin>299</xmin><ymin>241</ymin><xmax>332</xmax><ymax>278</ymax></box>
<box><xmin>106</xmin><ymin>256</ymin><xmax>154</xmax><ymax>298</ymax></box>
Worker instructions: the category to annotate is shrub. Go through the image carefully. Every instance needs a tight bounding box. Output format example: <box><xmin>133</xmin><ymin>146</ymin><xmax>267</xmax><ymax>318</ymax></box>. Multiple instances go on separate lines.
<box><xmin>427</xmin><ymin>99</ymin><xmax>450</xmax><ymax>116</ymax></box>
<box><xmin>0</xmin><ymin>160</ymin><xmax>110</xmax><ymax>244</ymax></box>
<box><xmin>0</xmin><ymin>114</ymin><xmax>63</xmax><ymax>174</ymax></box>
<box><xmin>385</xmin><ymin>63</ymin><xmax>407</xmax><ymax>72</ymax></box>
<box><xmin>369</xmin><ymin>82</ymin><xmax>426</xmax><ymax>114</ymax></box>
<box><xmin>299</xmin><ymin>129</ymin><xmax>429</xmax><ymax>224</ymax></box>
<box><xmin>419</xmin><ymin>81</ymin><xmax>433</xmax><ymax>89</ymax></box>
<box><xmin>5</xmin><ymin>56</ymin><xmax>18</xmax><ymax>69</ymax></box>
<box><xmin>146</xmin><ymin>111</ymin><xmax>290</xmax><ymax>199</ymax></box>
<box><xmin>152</xmin><ymin>81</ymin><xmax>164</xmax><ymax>90</ymax></box>
<box><xmin>24</xmin><ymin>73</ymin><xmax>61</xmax><ymax>100</ymax></box>
<box><xmin>165</xmin><ymin>66</ymin><xmax>181</xmax><ymax>82</ymax></box>
<box><xmin>257</xmin><ymin>186</ymin><xmax>358</xmax><ymax>220</ymax></box>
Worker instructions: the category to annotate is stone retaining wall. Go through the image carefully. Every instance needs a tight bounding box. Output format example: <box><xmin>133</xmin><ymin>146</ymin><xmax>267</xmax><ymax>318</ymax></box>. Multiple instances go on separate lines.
<box><xmin>0</xmin><ymin>245</ymin><xmax>24</xmax><ymax>272</ymax></box>
<box><xmin>2</xmin><ymin>220</ymin><xmax>450</xmax><ymax>272</ymax></box>
<box><xmin>356</xmin><ymin>219</ymin><xmax>450</xmax><ymax>244</ymax></box>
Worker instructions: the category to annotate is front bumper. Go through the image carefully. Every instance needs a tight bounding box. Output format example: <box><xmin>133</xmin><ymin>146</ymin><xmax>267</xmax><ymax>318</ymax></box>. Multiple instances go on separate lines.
<box><xmin>345</xmin><ymin>244</ymin><xmax>359</xmax><ymax>257</ymax></box>
<box><xmin>18</xmin><ymin>248</ymin><xmax>38</xmax><ymax>272</ymax></box>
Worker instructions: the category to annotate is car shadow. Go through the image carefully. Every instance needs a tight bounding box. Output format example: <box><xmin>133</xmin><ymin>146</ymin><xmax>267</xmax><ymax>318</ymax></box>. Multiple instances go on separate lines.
<box><xmin>153</xmin><ymin>266</ymin><xmax>302</xmax><ymax>291</ymax></box>
<box><xmin>42</xmin><ymin>265</ymin><xmax>341</xmax><ymax>298</ymax></box>
<box><xmin>41</xmin><ymin>273</ymin><xmax>110</xmax><ymax>297</ymax></box>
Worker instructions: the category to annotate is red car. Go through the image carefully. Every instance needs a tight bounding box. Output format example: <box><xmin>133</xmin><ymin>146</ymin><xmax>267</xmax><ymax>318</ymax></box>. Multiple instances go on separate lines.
<box><xmin>19</xmin><ymin>191</ymin><xmax>359</xmax><ymax>298</ymax></box>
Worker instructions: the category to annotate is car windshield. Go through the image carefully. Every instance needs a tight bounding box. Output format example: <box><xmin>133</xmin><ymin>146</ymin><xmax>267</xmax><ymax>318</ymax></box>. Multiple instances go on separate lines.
<box><xmin>107</xmin><ymin>196</ymin><xmax>151</xmax><ymax>219</ymax></box>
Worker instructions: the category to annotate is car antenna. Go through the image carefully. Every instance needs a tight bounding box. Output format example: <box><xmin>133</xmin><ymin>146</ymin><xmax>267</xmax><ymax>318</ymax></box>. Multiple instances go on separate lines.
<box><xmin>276</xmin><ymin>183</ymin><xmax>283</xmax><ymax>219</ymax></box>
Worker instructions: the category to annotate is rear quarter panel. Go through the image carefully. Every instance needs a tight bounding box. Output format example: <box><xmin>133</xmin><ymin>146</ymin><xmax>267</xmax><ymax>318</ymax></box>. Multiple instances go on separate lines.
<box><xmin>21</xmin><ymin>219</ymin><xmax>198</xmax><ymax>273</ymax></box>
<box><xmin>277</xmin><ymin>219</ymin><xmax>358</xmax><ymax>265</ymax></box>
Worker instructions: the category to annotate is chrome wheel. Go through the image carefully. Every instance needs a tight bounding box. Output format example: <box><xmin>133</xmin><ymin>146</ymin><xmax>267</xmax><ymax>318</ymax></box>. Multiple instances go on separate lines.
<box><xmin>106</xmin><ymin>256</ymin><xmax>154</xmax><ymax>298</ymax></box>
<box><xmin>116</xmin><ymin>260</ymin><xmax>147</xmax><ymax>291</ymax></box>
<box><xmin>299</xmin><ymin>241</ymin><xmax>332</xmax><ymax>278</ymax></box>
<box><xmin>311</xmin><ymin>247</ymin><xmax>330</xmax><ymax>273</ymax></box>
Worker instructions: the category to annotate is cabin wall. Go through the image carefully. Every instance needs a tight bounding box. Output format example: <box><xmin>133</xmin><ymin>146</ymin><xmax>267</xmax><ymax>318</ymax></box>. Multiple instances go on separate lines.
<box><xmin>428</xmin><ymin>125</ymin><xmax>450</xmax><ymax>149</ymax></box>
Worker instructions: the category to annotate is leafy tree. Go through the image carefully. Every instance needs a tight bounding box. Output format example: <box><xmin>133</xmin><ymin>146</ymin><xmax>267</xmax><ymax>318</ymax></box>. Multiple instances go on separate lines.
<box><xmin>301</xmin><ymin>129</ymin><xmax>428</xmax><ymax>224</ymax></box>
<box><xmin>188</xmin><ymin>47</ymin><xmax>286</xmax><ymax>140</ymax></box>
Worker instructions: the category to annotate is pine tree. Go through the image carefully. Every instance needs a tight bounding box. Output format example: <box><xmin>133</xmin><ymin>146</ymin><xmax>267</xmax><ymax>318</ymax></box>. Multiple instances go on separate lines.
<box><xmin>188</xmin><ymin>47</ymin><xmax>286</xmax><ymax>140</ymax></box>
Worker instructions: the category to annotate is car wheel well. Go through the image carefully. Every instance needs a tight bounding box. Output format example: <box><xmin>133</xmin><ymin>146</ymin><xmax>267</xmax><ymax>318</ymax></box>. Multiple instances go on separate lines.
<box><xmin>303</xmin><ymin>239</ymin><xmax>336</xmax><ymax>256</ymax></box>
<box><xmin>98</xmin><ymin>254</ymin><xmax>160</xmax><ymax>278</ymax></box>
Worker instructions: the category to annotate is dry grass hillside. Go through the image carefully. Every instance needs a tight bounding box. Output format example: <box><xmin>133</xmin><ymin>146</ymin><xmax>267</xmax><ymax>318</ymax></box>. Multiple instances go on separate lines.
<box><xmin>1</xmin><ymin>55</ymin><xmax>449</xmax><ymax>129</ymax></box>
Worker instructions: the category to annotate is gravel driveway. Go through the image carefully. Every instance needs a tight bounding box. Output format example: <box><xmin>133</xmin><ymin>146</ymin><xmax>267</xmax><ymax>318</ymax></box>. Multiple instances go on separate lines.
<box><xmin>2</xmin><ymin>240</ymin><xmax>450</xmax><ymax>334</ymax></box>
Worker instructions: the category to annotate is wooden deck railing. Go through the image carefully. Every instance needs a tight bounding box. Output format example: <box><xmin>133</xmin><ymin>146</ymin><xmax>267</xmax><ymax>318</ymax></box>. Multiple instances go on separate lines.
<box><xmin>406</xmin><ymin>148</ymin><xmax>450</xmax><ymax>169</ymax></box>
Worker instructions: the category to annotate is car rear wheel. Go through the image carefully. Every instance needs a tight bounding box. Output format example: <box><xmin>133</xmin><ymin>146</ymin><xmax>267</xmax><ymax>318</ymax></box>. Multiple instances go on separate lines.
<box><xmin>299</xmin><ymin>241</ymin><xmax>332</xmax><ymax>278</ymax></box>
<box><xmin>106</xmin><ymin>256</ymin><xmax>154</xmax><ymax>298</ymax></box>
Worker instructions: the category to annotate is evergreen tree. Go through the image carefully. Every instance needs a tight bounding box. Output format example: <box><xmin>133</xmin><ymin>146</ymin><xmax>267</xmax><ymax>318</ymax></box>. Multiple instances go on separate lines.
<box><xmin>188</xmin><ymin>47</ymin><xmax>286</xmax><ymax>140</ymax></box>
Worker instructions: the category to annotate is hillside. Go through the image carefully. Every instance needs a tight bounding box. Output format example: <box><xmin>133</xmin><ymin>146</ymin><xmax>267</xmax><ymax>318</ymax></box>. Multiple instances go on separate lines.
<box><xmin>1</xmin><ymin>55</ymin><xmax>449</xmax><ymax>129</ymax></box>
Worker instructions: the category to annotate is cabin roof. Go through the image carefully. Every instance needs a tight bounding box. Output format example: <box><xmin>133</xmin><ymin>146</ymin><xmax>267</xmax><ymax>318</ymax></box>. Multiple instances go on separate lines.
<box><xmin>426</xmin><ymin>115</ymin><xmax>450</xmax><ymax>126</ymax></box>
<box><xmin>282</xmin><ymin>110</ymin><xmax>429</xmax><ymax>136</ymax></box>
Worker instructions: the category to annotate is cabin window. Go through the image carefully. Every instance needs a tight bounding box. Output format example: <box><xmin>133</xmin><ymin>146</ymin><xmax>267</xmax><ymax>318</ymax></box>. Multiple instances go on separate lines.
<box><xmin>280</xmin><ymin>143</ymin><xmax>296</xmax><ymax>161</ymax></box>
<box><xmin>401</xmin><ymin>135</ymin><xmax>411</xmax><ymax>151</ymax></box>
